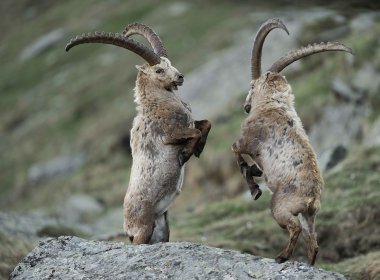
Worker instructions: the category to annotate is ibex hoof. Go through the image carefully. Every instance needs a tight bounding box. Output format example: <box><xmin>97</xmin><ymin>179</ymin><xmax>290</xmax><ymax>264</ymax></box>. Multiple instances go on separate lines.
<box><xmin>194</xmin><ymin>141</ymin><xmax>206</xmax><ymax>158</ymax></box>
<box><xmin>240</xmin><ymin>162</ymin><xmax>249</xmax><ymax>175</ymax></box>
<box><xmin>178</xmin><ymin>151</ymin><xmax>191</xmax><ymax>166</ymax></box>
<box><xmin>249</xmin><ymin>164</ymin><xmax>263</xmax><ymax>177</ymax></box>
<box><xmin>275</xmin><ymin>255</ymin><xmax>289</xmax><ymax>264</ymax></box>
<box><xmin>249</xmin><ymin>185</ymin><xmax>262</xmax><ymax>200</ymax></box>
<box><xmin>193</xmin><ymin>149</ymin><xmax>201</xmax><ymax>158</ymax></box>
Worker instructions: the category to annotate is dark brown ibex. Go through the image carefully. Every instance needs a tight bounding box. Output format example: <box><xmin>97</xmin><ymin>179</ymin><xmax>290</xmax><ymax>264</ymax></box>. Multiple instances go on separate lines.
<box><xmin>66</xmin><ymin>23</ymin><xmax>211</xmax><ymax>244</ymax></box>
<box><xmin>231</xmin><ymin>18</ymin><xmax>353</xmax><ymax>265</ymax></box>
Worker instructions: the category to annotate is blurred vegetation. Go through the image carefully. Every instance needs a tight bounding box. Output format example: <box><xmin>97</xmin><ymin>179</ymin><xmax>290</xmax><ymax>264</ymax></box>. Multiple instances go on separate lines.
<box><xmin>171</xmin><ymin>146</ymin><xmax>380</xmax><ymax>278</ymax></box>
<box><xmin>1</xmin><ymin>0</ymin><xmax>380</xmax><ymax>279</ymax></box>
<box><xmin>0</xmin><ymin>234</ymin><xmax>36</xmax><ymax>280</ymax></box>
<box><xmin>0</xmin><ymin>0</ymin><xmax>257</xmax><ymax>210</ymax></box>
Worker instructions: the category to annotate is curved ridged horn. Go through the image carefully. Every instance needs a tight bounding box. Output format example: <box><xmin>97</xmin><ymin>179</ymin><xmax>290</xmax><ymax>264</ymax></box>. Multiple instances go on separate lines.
<box><xmin>123</xmin><ymin>23</ymin><xmax>167</xmax><ymax>57</ymax></box>
<box><xmin>251</xmin><ymin>18</ymin><xmax>289</xmax><ymax>80</ymax></box>
<box><xmin>268</xmin><ymin>42</ymin><xmax>353</xmax><ymax>73</ymax></box>
<box><xmin>65</xmin><ymin>31</ymin><xmax>161</xmax><ymax>66</ymax></box>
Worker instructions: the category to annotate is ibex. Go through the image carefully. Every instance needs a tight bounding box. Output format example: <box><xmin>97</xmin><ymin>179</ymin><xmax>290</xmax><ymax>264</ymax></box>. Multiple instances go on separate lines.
<box><xmin>66</xmin><ymin>23</ymin><xmax>211</xmax><ymax>244</ymax></box>
<box><xmin>231</xmin><ymin>18</ymin><xmax>353</xmax><ymax>265</ymax></box>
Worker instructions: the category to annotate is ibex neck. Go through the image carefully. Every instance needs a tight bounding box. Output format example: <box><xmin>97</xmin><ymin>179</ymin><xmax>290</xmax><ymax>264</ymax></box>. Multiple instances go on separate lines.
<box><xmin>134</xmin><ymin>75</ymin><xmax>178</xmax><ymax>116</ymax></box>
<box><xmin>253</xmin><ymin>90</ymin><xmax>295</xmax><ymax>112</ymax></box>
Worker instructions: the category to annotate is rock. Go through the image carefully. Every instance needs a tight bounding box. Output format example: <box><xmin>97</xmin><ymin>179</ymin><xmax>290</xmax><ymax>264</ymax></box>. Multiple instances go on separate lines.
<box><xmin>19</xmin><ymin>29</ymin><xmax>65</xmax><ymax>61</ymax></box>
<box><xmin>167</xmin><ymin>2</ymin><xmax>190</xmax><ymax>17</ymax></box>
<box><xmin>325</xmin><ymin>145</ymin><xmax>348</xmax><ymax>170</ymax></box>
<box><xmin>0</xmin><ymin>211</ymin><xmax>91</xmax><ymax>240</ymax></box>
<box><xmin>28</xmin><ymin>153</ymin><xmax>85</xmax><ymax>183</ymax></box>
<box><xmin>93</xmin><ymin>208</ymin><xmax>124</xmax><ymax>237</ymax></box>
<box><xmin>309</xmin><ymin>102</ymin><xmax>370</xmax><ymax>171</ymax></box>
<box><xmin>317</xmin><ymin>25</ymin><xmax>350</xmax><ymax>42</ymax></box>
<box><xmin>0</xmin><ymin>212</ymin><xmax>59</xmax><ymax>240</ymax></box>
<box><xmin>180</xmin><ymin>11</ymin><xmax>318</xmax><ymax>119</ymax></box>
<box><xmin>310</xmin><ymin>102</ymin><xmax>369</xmax><ymax>149</ymax></box>
<box><xmin>10</xmin><ymin>236</ymin><xmax>347</xmax><ymax>280</ymax></box>
<box><xmin>331</xmin><ymin>78</ymin><xmax>365</xmax><ymax>103</ymax></box>
<box><xmin>352</xmin><ymin>63</ymin><xmax>380</xmax><ymax>95</ymax></box>
<box><xmin>365</xmin><ymin>116</ymin><xmax>380</xmax><ymax>147</ymax></box>
<box><xmin>296</xmin><ymin>11</ymin><xmax>348</xmax><ymax>47</ymax></box>
<box><xmin>349</xmin><ymin>13</ymin><xmax>376</xmax><ymax>33</ymax></box>
<box><xmin>0</xmin><ymin>207</ymin><xmax>124</xmax><ymax>243</ymax></box>
<box><xmin>58</xmin><ymin>194</ymin><xmax>104</xmax><ymax>224</ymax></box>
<box><xmin>180</xmin><ymin>39</ymin><xmax>251</xmax><ymax>119</ymax></box>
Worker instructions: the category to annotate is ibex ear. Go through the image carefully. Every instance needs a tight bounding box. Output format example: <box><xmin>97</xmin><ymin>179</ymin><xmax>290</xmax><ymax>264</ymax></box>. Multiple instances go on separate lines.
<box><xmin>135</xmin><ymin>64</ymin><xmax>149</xmax><ymax>74</ymax></box>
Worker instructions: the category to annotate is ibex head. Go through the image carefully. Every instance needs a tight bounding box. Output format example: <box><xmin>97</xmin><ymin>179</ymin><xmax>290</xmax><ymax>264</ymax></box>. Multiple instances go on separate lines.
<box><xmin>66</xmin><ymin>23</ymin><xmax>184</xmax><ymax>92</ymax></box>
<box><xmin>243</xmin><ymin>18</ymin><xmax>353</xmax><ymax>114</ymax></box>
<box><xmin>135</xmin><ymin>57</ymin><xmax>184</xmax><ymax>92</ymax></box>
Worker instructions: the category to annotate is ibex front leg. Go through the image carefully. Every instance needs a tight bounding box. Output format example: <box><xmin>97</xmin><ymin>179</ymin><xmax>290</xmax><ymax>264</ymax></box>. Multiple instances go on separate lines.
<box><xmin>163</xmin><ymin>127</ymin><xmax>202</xmax><ymax>166</ymax></box>
<box><xmin>231</xmin><ymin>139</ymin><xmax>262</xmax><ymax>200</ymax></box>
<box><xmin>193</xmin><ymin>120</ymin><xmax>211</xmax><ymax>157</ymax></box>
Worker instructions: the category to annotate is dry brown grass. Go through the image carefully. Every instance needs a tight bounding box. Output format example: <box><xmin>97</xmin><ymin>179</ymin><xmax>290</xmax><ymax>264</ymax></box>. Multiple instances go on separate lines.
<box><xmin>0</xmin><ymin>234</ymin><xmax>36</xmax><ymax>279</ymax></box>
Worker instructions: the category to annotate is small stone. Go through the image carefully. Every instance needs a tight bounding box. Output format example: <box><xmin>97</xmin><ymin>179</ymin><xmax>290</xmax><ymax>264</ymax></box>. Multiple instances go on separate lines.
<box><xmin>58</xmin><ymin>194</ymin><xmax>104</xmax><ymax>224</ymax></box>
<box><xmin>28</xmin><ymin>153</ymin><xmax>85</xmax><ymax>183</ymax></box>
<box><xmin>19</xmin><ymin>29</ymin><xmax>65</xmax><ymax>61</ymax></box>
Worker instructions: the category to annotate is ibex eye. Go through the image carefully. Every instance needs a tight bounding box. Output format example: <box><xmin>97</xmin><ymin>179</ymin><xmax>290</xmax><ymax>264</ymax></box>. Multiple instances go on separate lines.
<box><xmin>155</xmin><ymin>68</ymin><xmax>164</xmax><ymax>74</ymax></box>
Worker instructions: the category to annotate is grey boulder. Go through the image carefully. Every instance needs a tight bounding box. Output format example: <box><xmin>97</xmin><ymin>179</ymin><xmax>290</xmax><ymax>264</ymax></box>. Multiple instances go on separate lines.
<box><xmin>10</xmin><ymin>236</ymin><xmax>347</xmax><ymax>280</ymax></box>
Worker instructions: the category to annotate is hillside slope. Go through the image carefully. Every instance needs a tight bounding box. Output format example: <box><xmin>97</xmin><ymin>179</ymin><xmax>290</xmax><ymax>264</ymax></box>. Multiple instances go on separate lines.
<box><xmin>1</xmin><ymin>1</ymin><xmax>380</xmax><ymax>279</ymax></box>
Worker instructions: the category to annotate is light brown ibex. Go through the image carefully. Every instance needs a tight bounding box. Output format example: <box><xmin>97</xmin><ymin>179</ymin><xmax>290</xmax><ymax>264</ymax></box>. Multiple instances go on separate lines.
<box><xmin>66</xmin><ymin>23</ymin><xmax>211</xmax><ymax>244</ymax></box>
<box><xmin>231</xmin><ymin>18</ymin><xmax>353</xmax><ymax>265</ymax></box>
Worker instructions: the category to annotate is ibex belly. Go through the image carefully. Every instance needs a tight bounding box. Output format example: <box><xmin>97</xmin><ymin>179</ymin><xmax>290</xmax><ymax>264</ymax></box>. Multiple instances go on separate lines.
<box><xmin>128</xmin><ymin>134</ymin><xmax>185</xmax><ymax>214</ymax></box>
<box><xmin>262</xmin><ymin>134</ymin><xmax>320</xmax><ymax>188</ymax></box>
<box><xmin>260</xmin><ymin>137</ymin><xmax>302</xmax><ymax>192</ymax></box>
<box><xmin>155</xmin><ymin>165</ymin><xmax>184</xmax><ymax>216</ymax></box>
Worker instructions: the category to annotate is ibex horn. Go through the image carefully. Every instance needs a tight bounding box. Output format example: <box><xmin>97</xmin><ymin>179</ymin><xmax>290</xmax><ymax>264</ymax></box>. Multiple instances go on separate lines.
<box><xmin>123</xmin><ymin>23</ymin><xmax>167</xmax><ymax>58</ymax></box>
<box><xmin>268</xmin><ymin>42</ymin><xmax>353</xmax><ymax>73</ymax></box>
<box><xmin>251</xmin><ymin>18</ymin><xmax>289</xmax><ymax>80</ymax></box>
<box><xmin>65</xmin><ymin>31</ymin><xmax>161</xmax><ymax>66</ymax></box>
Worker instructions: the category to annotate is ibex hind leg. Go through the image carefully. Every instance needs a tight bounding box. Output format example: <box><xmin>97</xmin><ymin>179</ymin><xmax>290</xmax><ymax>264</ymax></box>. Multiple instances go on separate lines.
<box><xmin>125</xmin><ymin>199</ymin><xmax>154</xmax><ymax>245</ymax></box>
<box><xmin>271</xmin><ymin>195</ymin><xmax>303</xmax><ymax>263</ymax></box>
<box><xmin>149</xmin><ymin>211</ymin><xmax>170</xmax><ymax>244</ymax></box>
<box><xmin>133</xmin><ymin>225</ymin><xmax>154</xmax><ymax>244</ymax></box>
<box><xmin>299</xmin><ymin>212</ymin><xmax>319</xmax><ymax>265</ymax></box>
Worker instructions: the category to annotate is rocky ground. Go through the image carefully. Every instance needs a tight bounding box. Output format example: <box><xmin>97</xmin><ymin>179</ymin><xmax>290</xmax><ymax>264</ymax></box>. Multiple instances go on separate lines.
<box><xmin>10</xmin><ymin>236</ymin><xmax>347</xmax><ymax>280</ymax></box>
<box><xmin>1</xmin><ymin>1</ymin><xmax>380</xmax><ymax>279</ymax></box>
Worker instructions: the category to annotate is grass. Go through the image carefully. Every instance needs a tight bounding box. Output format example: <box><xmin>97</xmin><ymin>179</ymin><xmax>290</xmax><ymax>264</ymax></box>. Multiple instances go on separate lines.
<box><xmin>0</xmin><ymin>234</ymin><xmax>36</xmax><ymax>279</ymax></box>
<box><xmin>171</xmin><ymin>146</ymin><xmax>380</xmax><ymax>272</ymax></box>
<box><xmin>321</xmin><ymin>251</ymin><xmax>380</xmax><ymax>280</ymax></box>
